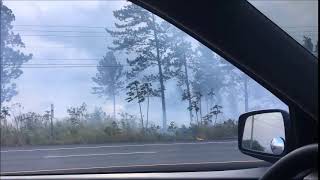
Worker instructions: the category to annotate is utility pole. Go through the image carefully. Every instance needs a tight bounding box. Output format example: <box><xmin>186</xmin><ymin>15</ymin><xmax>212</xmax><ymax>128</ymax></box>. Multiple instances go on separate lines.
<box><xmin>183</xmin><ymin>53</ymin><xmax>193</xmax><ymax>125</ymax></box>
<box><xmin>250</xmin><ymin>115</ymin><xmax>255</xmax><ymax>149</ymax></box>
<box><xmin>50</xmin><ymin>104</ymin><xmax>54</xmax><ymax>141</ymax></box>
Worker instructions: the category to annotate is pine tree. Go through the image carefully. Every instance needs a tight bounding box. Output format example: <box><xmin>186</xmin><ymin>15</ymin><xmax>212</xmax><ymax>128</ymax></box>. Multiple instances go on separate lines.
<box><xmin>167</xmin><ymin>26</ymin><xmax>195</xmax><ymax>125</ymax></box>
<box><xmin>107</xmin><ymin>4</ymin><xmax>173</xmax><ymax>130</ymax></box>
<box><xmin>92</xmin><ymin>51</ymin><xmax>123</xmax><ymax>120</ymax></box>
<box><xmin>191</xmin><ymin>45</ymin><xmax>226</xmax><ymax>108</ymax></box>
<box><xmin>0</xmin><ymin>2</ymin><xmax>32</xmax><ymax>103</ymax></box>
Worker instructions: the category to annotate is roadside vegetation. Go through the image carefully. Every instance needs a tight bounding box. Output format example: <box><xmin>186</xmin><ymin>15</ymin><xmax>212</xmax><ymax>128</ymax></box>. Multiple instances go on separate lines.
<box><xmin>0</xmin><ymin>103</ymin><xmax>237</xmax><ymax>146</ymax></box>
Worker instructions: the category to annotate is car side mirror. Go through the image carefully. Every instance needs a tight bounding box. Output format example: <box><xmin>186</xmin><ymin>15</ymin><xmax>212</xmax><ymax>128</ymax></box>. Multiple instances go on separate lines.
<box><xmin>238</xmin><ymin>109</ymin><xmax>291</xmax><ymax>163</ymax></box>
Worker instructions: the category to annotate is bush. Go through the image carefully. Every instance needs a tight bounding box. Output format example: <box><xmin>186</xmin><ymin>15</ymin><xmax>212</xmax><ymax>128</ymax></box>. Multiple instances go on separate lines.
<box><xmin>242</xmin><ymin>139</ymin><xmax>265</xmax><ymax>152</ymax></box>
<box><xmin>1</xmin><ymin>108</ymin><xmax>238</xmax><ymax>147</ymax></box>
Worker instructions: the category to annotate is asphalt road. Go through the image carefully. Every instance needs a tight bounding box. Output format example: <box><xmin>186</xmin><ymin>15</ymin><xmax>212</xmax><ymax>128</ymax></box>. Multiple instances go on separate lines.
<box><xmin>1</xmin><ymin>141</ymin><xmax>259</xmax><ymax>174</ymax></box>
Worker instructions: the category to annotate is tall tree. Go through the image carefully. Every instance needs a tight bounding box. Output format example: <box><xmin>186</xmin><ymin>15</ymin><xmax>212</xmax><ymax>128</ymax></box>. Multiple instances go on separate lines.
<box><xmin>0</xmin><ymin>2</ymin><xmax>32</xmax><ymax>103</ymax></box>
<box><xmin>126</xmin><ymin>80</ymin><xmax>145</xmax><ymax>131</ymax></box>
<box><xmin>67</xmin><ymin>103</ymin><xmax>87</xmax><ymax>134</ymax></box>
<box><xmin>223</xmin><ymin>69</ymin><xmax>249</xmax><ymax>114</ymax></box>
<box><xmin>167</xmin><ymin>26</ymin><xmax>195</xmax><ymax>125</ymax></box>
<box><xmin>126</xmin><ymin>81</ymin><xmax>157</xmax><ymax>130</ymax></box>
<box><xmin>188</xmin><ymin>94</ymin><xmax>200</xmax><ymax>125</ymax></box>
<box><xmin>107</xmin><ymin>4</ymin><xmax>173</xmax><ymax>130</ymax></box>
<box><xmin>203</xmin><ymin>104</ymin><xmax>223</xmax><ymax>125</ymax></box>
<box><xmin>215</xmin><ymin>56</ymin><xmax>244</xmax><ymax>115</ymax></box>
<box><xmin>92</xmin><ymin>51</ymin><xmax>123</xmax><ymax>120</ymax></box>
<box><xmin>86</xmin><ymin>107</ymin><xmax>107</xmax><ymax>124</ymax></box>
<box><xmin>139</xmin><ymin>82</ymin><xmax>158</xmax><ymax>129</ymax></box>
<box><xmin>191</xmin><ymin>45</ymin><xmax>226</xmax><ymax>114</ymax></box>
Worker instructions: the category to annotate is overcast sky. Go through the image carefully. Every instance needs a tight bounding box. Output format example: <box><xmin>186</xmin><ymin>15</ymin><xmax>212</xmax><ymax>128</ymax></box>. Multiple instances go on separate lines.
<box><xmin>2</xmin><ymin>0</ymin><xmax>316</xmax><ymax>126</ymax></box>
<box><xmin>250</xmin><ymin>0</ymin><xmax>318</xmax><ymax>45</ymax></box>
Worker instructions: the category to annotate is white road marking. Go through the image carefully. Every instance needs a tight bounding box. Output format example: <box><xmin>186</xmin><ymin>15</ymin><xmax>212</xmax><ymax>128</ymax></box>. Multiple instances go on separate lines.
<box><xmin>2</xmin><ymin>160</ymin><xmax>264</xmax><ymax>174</ymax></box>
<box><xmin>44</xmin><ymin>151</ymin><xmax>157</xmax><ymax>158</ymax></box>
<box><xmin>0</xmin><ymin>141</ymin><xmax>237</xmax><ymax>153</ymax></box>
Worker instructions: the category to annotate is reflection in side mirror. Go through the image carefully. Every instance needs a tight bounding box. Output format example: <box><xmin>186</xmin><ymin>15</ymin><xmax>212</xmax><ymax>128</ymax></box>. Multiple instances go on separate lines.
<box><xmin>241</xmin><ymin>112</ymin><xmax>286</xmax><ymax>155</ymax></box>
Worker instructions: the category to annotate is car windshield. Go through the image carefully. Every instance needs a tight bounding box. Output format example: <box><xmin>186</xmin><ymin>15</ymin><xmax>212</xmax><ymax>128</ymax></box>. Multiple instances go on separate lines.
<box><xmin>248</xmin><ymin>0</ymin><xmax>318</xmax><ymax>56</ymax></box>
<box><xmin>1</xmin><ymin>1</ymin><xmax>288</xmax><ymax>174</ymax></box>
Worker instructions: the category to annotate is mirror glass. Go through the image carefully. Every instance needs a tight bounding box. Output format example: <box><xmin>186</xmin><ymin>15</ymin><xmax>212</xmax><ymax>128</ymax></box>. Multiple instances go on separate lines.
<box><xmin>242</xmin><ymin>112</ymin><xmax>285</xmax><ymax>155</ymax></box>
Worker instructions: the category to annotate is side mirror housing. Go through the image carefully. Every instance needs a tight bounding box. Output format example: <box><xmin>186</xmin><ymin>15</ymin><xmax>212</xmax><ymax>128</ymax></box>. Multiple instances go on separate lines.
<box><xmin>238</xmin><ymin>109</ymin><xmax>292</xmax><ymax>163</ymax></box>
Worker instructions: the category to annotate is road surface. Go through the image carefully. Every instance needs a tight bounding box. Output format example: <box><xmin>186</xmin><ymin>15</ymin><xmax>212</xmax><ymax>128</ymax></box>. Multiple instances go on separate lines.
<box><xmin>1</xmin><ymin>141</ymin><xmax>259</xmax><ymax>174</ymax></box>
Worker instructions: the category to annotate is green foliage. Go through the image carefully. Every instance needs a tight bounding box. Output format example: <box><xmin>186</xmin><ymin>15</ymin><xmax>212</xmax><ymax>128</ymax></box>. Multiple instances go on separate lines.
<box><xmin>202</xmin><ymin>105</ymin><xmax>223</xmax><ymax>124</ymax></box>
<box><xmin>126</xmin><ymin>81</ymin><xmax>146</xmax><ymax>103</ymax></box>
<box><xmin>92</xmin><ymin>52</ymin><xmax>123</xmax><ymax>97</ymax></box>
<box><xmin>86</xmin><ymin>107</ymin><xmax>107</xmax><ymax>124</ymax></box>
<box><xmin>107</xmin><ymin>4</ymin><xmax>177</xmax><ymax>129</ymax></box>
<box><xmin>67</xmin><ymin>103</ymin><xmax>87</xmax><ymax>133</ymax></box>
<box><xmin>0</xmin><ymin>3</ymin><xmax>245</xmax><ymax>147</ymax></box>
<box><xmin>242</xmin><ymin>139</ymin><xmax>265</xmax><ymax>152</ymax></box>
<box><xmin>1</xmin><ymin>104</ymin><xmax>238</xmax><ymax>146</ymax></box>
<box><xmin>104</xmin><ymin>121</ymin><xmax>121</xmax><ymax>136</ymax></box>
<box><xmin>192</xmin><ymin>45</ymin><xmax>226</xmax><ymax>97</ymax></box>
<box><xmin>0</xmin><ymin>2</ymin><xmax>33</xmax><ymax>103</ymax></box>
<box><xmin>303</xmin><ymin>36</ymin><xmax>314</xmax><ymax>53</ymax></box>
<box><xmin>1</xmin><ymin>105</ymin><xmax>51</xmax><ymax>146</ymax></box>
<box><xmin>92</xmin><ymin>51</ymin><xmax>123</xmax><ymax>119</ymax></box>
<box><xmin>302</xmin><ymin>35</ymin><xmax>318</xmax><ymax>57</ymax></box>
<box><xmin>189</xmin><ymin>119</ymin><xmax>237</xmax><ymax>140</ymax></box>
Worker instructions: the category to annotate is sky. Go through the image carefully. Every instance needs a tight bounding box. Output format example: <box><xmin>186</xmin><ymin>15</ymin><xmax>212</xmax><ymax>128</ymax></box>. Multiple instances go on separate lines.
<box><xmin>249</xmin><ymin>0</ymin><xmax>318</xmax><ymax>45</ymax></box>
<box><xmin>2</xmin><ymin>0</ymin><xmax>194</xmax><ymax>126</ymax></box>
<box><xmin>2</xmin><ymin>0</ymin><xmax>317</xmax><ymax>127</ymax></box>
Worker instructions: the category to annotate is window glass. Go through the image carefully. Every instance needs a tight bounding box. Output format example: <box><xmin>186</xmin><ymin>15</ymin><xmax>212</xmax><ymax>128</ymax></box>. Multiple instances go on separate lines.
<box><xmin>248</xmin><ymin>0</ymin><xmax>318</xmax><ymax>57</ymax></box>
<box><xmin>1</xmin><ymin>1</ymin><xmax>287</xmax><ymax>174</ymax></box>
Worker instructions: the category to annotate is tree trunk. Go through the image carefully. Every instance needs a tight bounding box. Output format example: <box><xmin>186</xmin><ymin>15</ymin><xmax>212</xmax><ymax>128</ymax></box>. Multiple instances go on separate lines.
<box><xmin>195</xmin><ymin>111</ymin><xmax>199</xmax><ymax>125</ymax></box>
<box><xmin>199</xmin><ymin>96</ymin><xmax>203</xmax><ymax>125</ymax></box>
<box><xmin>138</xmin><ymin>102</ymin><xmax>144</xmax><ymax>131</ymax></box>
<box><xmin>228</xmin><ymin>90</ymin><xmax>238</xmax><ymax>119</ymax></box>
<box><xmin>183</xmin><ymin>53</ymin><xmax>193</xmax><ymax>124</ymax></box>
<box><xmin>244</xmin><ymin>75</ymin><xmax>249</xmax><ymax>112</ymax></box>
<box><xmin>250</xmin><ymin>115</ymin><xmax>255</xmax><ymax>148</ymax></box>
<box><xmin>206</xmin><ymin>98</ymin><xmax>209</xmax><ymax>115</ymax></box>
<box><xmin>214</xmin><ymin>114</ymin><xmax>218</xmax><ymax>125</ymax></box>
<box><xmin>134</xmin><ymin>85</ymin><xmax>144</xmax><ymax>131</ymax></box>
<box><xmin>146</xmin><ymin>95</ymin><xmax>149</xmax><ymax>129</ymax></box>
<box><xmin>152</xmin><ymin>14</ymin><xmax>167</xmax><ymax>131</ymax></box>
<box><xmin>216</xmin><ymin>93</ymin><xmax>222</xmax><ymax>108</ymax></box>
<box><xmin>210</xmin><ymin>96</ymin><xmax>214</xmax><ymax>110</ymax></box>
<box><xmin>113</xmin><ymin>91</ymin><xmax>116</xmax><ymax>120</ymax></box>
